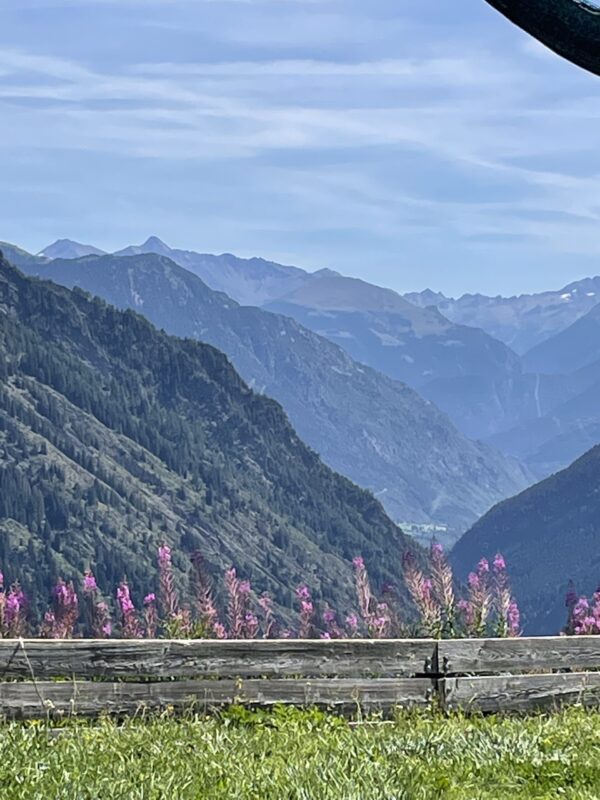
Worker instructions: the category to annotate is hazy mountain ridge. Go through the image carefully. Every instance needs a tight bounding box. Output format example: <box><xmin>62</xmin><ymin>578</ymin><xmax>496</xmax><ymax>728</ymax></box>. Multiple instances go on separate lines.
<box><xmin>0</xmin><ymin>251</ymin><xmax>422</xmax><ymax>615</ymax></box>
<box><xmin>523</xmin><ymin>302</ymin><xmax>600</xmax><ymax>375</ymax></box>
<box><xmin>406</xmin><ymin>279</ymin><xmax>600</xmax><ymax>355</ymax></box>
<box><xmin>113</xmin><ymin>237</ymin><xmax>313</xmax><ymax>307</ymax></box>
<box><xmin>9</xmin><ymin>247</ymin><xmax>532</xmax><ymax>536</ymax></box>
<box><xmin>38</xmin><ymin>239</ymin><xmax>107</xmax><ymax>260</ymax></box>
<box><xmin>19</xmin><ymin>235</ymin><xmax>600</xmax><ymax>486</ymax></box>
<box><xmin>265</xmin><ymin>275</ymin><xmax>569</xmax><ymax>444</ymax></box>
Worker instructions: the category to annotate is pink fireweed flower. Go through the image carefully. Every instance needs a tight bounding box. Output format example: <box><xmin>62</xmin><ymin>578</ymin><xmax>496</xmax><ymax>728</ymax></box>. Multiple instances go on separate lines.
<box><xmin>493</xmin><ymin>554</ymin><xmax>506</xmax><ymax>573</ymax></box>
<box><xmin>89</xmin><ymin>599</ymin><xmax>112</xmax><ymax>639</ymax></box>
<box><xmin>144</xmin><ymin>593</ymin><xmax>156</xmax><ymax>605</ymax></box>
<box><xmin>322</xmin><ymin>606</ymin><xmax>345</xmax><ymax>638</ymax></box>
<box><xmin>158</xmin><ymin>544</ymin><xmax>172</xmax><ymax>565</ymax></box>
<box><xmin>213</xmin><ymin>622</ymin><xmax>227</xmax><ymax>639</ymax></box>
<box><xmin>477</xmin><ymin>558</ymin><xmax>490</xmax><ymax>575</ymax></box>
<box><xmin>244</xmin><ymin>612</ymin><xmax>259</xmax><ymax>639</ymax></box>
<box><xmin>352</xmin><ymin>556</ymin><xmax>365</xmax><ymax>569</ymax></box>
<box><xmin>507</xmin><ymin>600</ymin><xmax>521</xmax><ymax>637</ymax></box>
<box><xmin>5</xmin><ymin>591</ymin><xmax>21</xmax><ymax>626</ymax></box>
<box><xmin>116</xmin><ymin>584</ymin><xmax>134</xmax><ymax>614</ymax></box>
<box><xmin>40</xmin><ymin>610</ymin><xmax>57</xmax><ymax>639</ymax></box>
<box><xmin>82</xmin><ymin>571</ymin><xmax>98</xmax><ymax>594</ymax></box>
<box><xmin>296</xmin><ymin>585</ymin><xmax>311</xmax><ymax>601</ymax></box>
<box><xmin>421</xmin><ymin>579</ymin><xmax>433</xmax><ymax>601</ymax></box>
<box><xmin>466</xmin><ymin>558</ymin><xmax>493</xmax><ymax>638</ymax></box>
<box><xmin>369</xmin><ymin>602</ymin><xmax>391</xmax><ymax>639</ymax></box>
<box><xmin>117</xmin><ymin>582</ymin><xmax>141</xmax><ymax>638</ymax></box>
<box><xmin>225</xmin><ymin>567</ymin><xmax>254</xmax><ymax>638</ymax></box>
<box><xmin>51</xmin><ymin>580</ymin><xmax>79</xmax><ymax>639</ymax></box>
<box><xmin>258</xmin><ymin>594</ymin><xmax>273</xmax><ymax>614</ymax></box>
<box><xmin>323</xmin><ymin>608</ymin><xmax>336</xmax><ymax>625</ymax></box>
<box><xmin>430</xmin><ymin>542</ymin><xmax>444</xmax><ymax>558</ymax></box>
<box><xmin>345</xmin><ymin>613</ymin><xmax>360</xmax><ymax>637</ymax></box>
<box><xmin>297</xmin><ymin>585</ymin><xmax>314</xmax><ymax>639</ymax></box>
<box><xmin>468</xmin><ymin>572</ymin><xmax>480</xmax><ymax>590</ymax></box>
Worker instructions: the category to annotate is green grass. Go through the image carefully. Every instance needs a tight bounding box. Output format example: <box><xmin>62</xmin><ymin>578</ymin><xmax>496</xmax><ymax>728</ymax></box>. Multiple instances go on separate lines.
<box><xmin>2</xmin><ymin>706</ymin><xmax>600</xmax><ymax>799</ymax></box>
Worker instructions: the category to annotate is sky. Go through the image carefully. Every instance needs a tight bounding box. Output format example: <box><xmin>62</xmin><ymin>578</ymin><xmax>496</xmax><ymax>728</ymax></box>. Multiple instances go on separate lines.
<box><xmin>2</xmin><ymin>0</ymin><xmax>600</xmax><ymax>296</ymax></box>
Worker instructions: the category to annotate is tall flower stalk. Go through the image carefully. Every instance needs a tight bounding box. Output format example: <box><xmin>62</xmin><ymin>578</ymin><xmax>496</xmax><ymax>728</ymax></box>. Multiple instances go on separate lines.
<box><xmin>429</xmin><ymin>543</ymin><xmax>456</xmax><ymax>637</ymax></box>
<box><xmin>296</xmin><ymin>585</ymin><xmax>314</xmax><ymax>639</ymax></box>
<box><xmin>465</xmin><ymin>559</ymin><xmax>492</xmax><ymax>637</ymax></box>
<box><xmin>402</xmin><ymin>553</ymin><xmax>442</xmax><ymax>637</ymax></box>
<box><xmin>82</xmin><ymin>570</ymin><xmax>112</xmax><ymax>638</ymax></box>
<box><xmin>41</xmin><ymin>579</ymin><xmax>79</xmax><ymax>639</ymax></box>
<box><xmin>0</xmin><ymin>546</ymin><xmax>524</xmax><ymax>641</ymax></box>
<box><xmin>191</xmin><ymin>552</ymin><xmax>222</xmax><ymax>638</ymax></box>
<box><xmin>351</xmin><ymin>556</ymin><xmax>391</xmax><ymax>638</ymax></box>
<box><xmin>116</xmin><ymin>582</ymin><xmax>141</xmax><ymax>638</ymax></box>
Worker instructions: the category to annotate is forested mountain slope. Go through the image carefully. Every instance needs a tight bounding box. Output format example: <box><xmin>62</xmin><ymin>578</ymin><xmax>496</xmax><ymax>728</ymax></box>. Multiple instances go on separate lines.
<box><xmin>452</xmin><ymin>445</ymin><xmax>600</xmax><ymax>634</ymax></box>
<box><xmin>0</xmin><ymin>252</ymin><xmax>420</xmax><ymax>616</ymax></box>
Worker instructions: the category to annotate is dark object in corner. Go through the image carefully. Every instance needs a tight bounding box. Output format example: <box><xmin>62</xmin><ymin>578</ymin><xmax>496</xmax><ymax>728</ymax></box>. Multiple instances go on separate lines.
<box><xmin>484</xmin><ymin>0</ymin><xmax>600</xmax><ymax>77</ymax></box>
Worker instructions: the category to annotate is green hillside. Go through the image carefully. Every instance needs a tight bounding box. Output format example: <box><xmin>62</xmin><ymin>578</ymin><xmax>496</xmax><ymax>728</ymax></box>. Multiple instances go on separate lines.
<box><xmin>0</xmin><ymin>252</ymin><xmax>418</xmax><ymax>617</ymax></box>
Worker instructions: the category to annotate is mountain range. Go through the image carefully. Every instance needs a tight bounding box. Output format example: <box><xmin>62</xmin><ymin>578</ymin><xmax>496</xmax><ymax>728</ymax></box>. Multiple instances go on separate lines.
<box><xmin>0</xmin><ymin>242</ymin><xmax>532</xmax><ymax>538</ymax></box>
<box><xmin>98</xmin><ymin>240</ymin><xmax>600</xmax><ymax>467</ymax></box>
<box><xmin>9</xmin><ymin>234</ymin><xmax>600</xmax><ymax>512</ymax></box>
<box><xmin>406</xmin><ymin>280</ymin><xmax>600</xmax><ymax>355</ymax></box>
<box><xmin>12</xmin><ymin>238</ymin><xmax>573</xmax><ymax>446</ymax></box>
<box><xmin>5</xmin><ymin>236</ymin><xmax>600</xmax><ymax>635</ymax></box>
<box><xmin>0</xmin><ymin>252</ymin><xmax>422</xmax><ymax>617</ymax></box>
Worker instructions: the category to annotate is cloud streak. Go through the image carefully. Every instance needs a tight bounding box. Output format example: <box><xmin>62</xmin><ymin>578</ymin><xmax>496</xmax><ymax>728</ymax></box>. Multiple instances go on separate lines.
<box><xmin>1</xmin><ymin>0</ymin><xmax>600</xmax><ymax>294</ymax></box>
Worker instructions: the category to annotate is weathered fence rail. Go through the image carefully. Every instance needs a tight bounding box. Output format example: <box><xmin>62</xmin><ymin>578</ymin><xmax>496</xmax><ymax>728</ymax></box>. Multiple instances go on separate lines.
<box><xmin>2</xmin><ymin>637</ymin><xmax>600</xmax><ymax>719</ymax></box>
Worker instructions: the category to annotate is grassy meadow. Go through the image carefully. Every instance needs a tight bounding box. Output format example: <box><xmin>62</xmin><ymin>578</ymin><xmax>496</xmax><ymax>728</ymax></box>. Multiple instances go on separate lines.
<box><xmin>2</xmin><ymin>706</ymin><xmax>600</xmax><ymax>799</ymax></box>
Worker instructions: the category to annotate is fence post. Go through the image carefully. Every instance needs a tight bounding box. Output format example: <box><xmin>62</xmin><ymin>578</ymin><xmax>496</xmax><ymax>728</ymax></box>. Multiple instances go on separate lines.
<box><xmin>434</xmin><ymin>641</ymin><xmax>447</xmax><ymax>712</ymax></box>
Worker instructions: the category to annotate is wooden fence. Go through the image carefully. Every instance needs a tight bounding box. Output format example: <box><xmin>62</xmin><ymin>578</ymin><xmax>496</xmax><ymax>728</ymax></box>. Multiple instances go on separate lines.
<box><xmin>2</xmin><ymin>637</ymin><xmax>600</xmax><ymax>718</ymax></box>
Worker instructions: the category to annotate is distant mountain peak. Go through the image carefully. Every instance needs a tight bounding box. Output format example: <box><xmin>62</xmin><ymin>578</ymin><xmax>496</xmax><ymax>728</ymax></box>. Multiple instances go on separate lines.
<box><xmin>114</xmin><ymin>236</ymin><xmax>175</xmax><ymax>259</ymax></box>
<box><xmin>313</xmin><ymin>267</ymin><xmax>341</xmax><ymax>278</ymax></box>
<box><xmin>38</xmin><ymin>239</ymin><xmax>106</xmax><ymax>260</ymax></box>
<box><xmin>141</xmin><ymin>235</ymin><xmax>172</xmax><ymax>253</ymax></box>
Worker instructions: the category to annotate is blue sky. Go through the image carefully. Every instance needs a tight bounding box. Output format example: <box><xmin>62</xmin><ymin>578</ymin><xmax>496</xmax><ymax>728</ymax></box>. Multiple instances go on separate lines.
<box><xmin>2</xmin><ymin>0</ymin><xmax>600</xmax><ymax>296</ymax></box>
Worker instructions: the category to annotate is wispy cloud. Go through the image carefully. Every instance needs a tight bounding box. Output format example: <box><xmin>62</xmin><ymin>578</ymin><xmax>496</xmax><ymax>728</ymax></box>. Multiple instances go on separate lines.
<box><xmin>1</xmin><ymin>0</ymin><xmax>600</xmax><ymax>293</ymax></box>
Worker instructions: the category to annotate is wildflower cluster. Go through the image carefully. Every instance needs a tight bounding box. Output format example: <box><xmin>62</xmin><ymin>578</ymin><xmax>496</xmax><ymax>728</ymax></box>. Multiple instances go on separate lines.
<box><xmin>0</xmin><ymin>543</ymin><xmax>522</xmax><ymax>641</ymax></box>
<box><xmin>565</xmin><ymin>583</ymin><xmax>600</xmax><ymax>635</ymax></box>
<box><xmin>403</xmin><ymin>544</ymin><xmax>520</xmax><ymax>639</ymax></box>
<box><xmin>0</xmin><ymin>572</ymin><xmax>26</xmax><ymax>638</ymax></box>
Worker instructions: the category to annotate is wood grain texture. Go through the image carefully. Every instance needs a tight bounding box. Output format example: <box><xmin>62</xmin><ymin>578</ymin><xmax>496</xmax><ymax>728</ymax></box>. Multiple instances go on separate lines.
<box><xmin>439</xmin><ymin>636</ymin><xmax>600</xmax><ymax>675</ymax></box>
<box><xmin>483</xmin><ymin>0</ymin><xmax>600</xmax><ymax>78</ymax></box>
<box><xmin>0</xmin><ymin>678</ymin><xmax>434</xmax><ymax>719</ymax></box>
<box><xmin>0</xmin><ymin>639</ymin><xmax>436</xmax><ymax>680</ymax></box>
<box><xmin>444</xmin><ymin>672</ymin><xmax>600</xmax><ymax>713</ymax></box>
